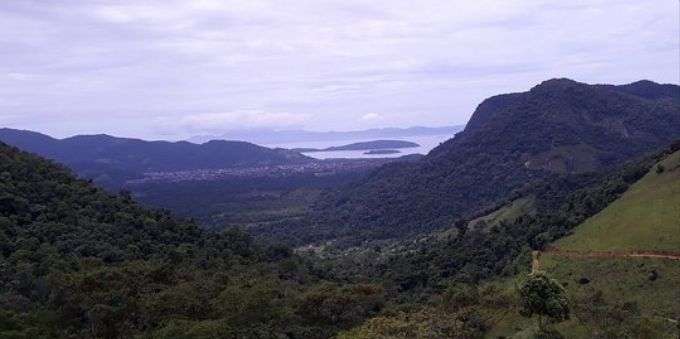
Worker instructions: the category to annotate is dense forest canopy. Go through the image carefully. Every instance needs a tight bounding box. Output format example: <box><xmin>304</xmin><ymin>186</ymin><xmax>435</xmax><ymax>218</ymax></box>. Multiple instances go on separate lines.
<box><xmin>0</xmin><ymin>143</ymin><xmax>384</xmax><ymax>338</ymax></box>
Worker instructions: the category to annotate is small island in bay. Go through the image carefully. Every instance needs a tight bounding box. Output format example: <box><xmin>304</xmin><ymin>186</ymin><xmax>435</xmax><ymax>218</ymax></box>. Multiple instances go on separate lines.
<box><xmin>293</xmin><ymin>140</ymin><xmax>419</xmax><ymax>153</ymax></box>
<box><xmin>363</xmin><ymin>149</ymin><xmax>401</xmax><ymax>155</ymax></box>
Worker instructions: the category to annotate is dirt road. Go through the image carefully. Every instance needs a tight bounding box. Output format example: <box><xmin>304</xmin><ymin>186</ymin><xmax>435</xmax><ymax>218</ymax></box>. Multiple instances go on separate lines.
<box><xmin>543</xmin><ymin>247</ymin><xmax>680</xmax><ymax>261</ymax></box>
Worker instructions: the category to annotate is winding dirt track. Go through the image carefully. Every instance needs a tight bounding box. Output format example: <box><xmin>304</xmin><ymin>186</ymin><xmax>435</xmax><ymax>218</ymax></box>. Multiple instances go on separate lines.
<box><xmin>531</xmin><ymin>248</ymin><xmax>680</xmax><ymax>273</ymax></box>
<box><xmin>543</xmin><ymin>246</ymin><xmax>680</xmax><ymax>261</ymax></box>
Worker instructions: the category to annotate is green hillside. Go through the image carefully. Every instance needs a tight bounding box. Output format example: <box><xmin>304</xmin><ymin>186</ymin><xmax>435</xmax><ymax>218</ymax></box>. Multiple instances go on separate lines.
<box><xmin>468</xmin><ymin>196</ymin><xmax>535</xmax><ymax>230</ymax></box>
<box><xmin>310</xmin><ymin>79</ymin><xmax>680</xmax><ymax>245</ymax></box>
<box><xmin>536</xmin><ymin>150</ymin><xmax>680</xmax><ymax>338</ymax></box>
<box><xmin>0</xmin><ymin>143</ymin><xmax>384</xmax><ymax>338</ymax></box>
<box><xmin>557</xmin><ymin>150</ymin><xmax>680</xmax><ymax>252</ymax></box>
<box><xmin>343</xmin><ymin>148</ymin><xmax>680</xmax><ymax>338</ymax></box>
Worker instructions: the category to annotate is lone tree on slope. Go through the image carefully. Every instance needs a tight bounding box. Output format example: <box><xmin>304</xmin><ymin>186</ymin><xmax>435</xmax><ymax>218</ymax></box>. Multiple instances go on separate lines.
<box><xmin>518</xmin><ymin>271</ymin><xmax>570</xmax><ymax>333</ymax></box>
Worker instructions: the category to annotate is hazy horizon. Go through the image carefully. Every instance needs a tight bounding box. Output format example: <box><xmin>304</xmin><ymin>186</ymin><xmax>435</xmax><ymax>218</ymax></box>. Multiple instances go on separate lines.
<box><xmin>1</xmin><ymin>1</ymin><xmax>677</xmax><ymax>140</ymax></box>
<box><xmin>1</xmin><ymin>124</ymin><xmax>463</xmax><ymax>143</ymax></box>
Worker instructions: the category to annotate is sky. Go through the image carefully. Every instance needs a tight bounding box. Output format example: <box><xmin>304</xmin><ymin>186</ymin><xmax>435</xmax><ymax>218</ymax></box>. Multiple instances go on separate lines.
<box><xmin>0</xmin><ymin>0</ymin><xmax>677</xmax><ymax>140</ymax></box>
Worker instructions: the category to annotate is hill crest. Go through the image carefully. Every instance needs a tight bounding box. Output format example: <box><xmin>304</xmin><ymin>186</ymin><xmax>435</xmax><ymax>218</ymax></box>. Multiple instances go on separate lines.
<box><xmin>0</xmin><ymin>128</ymin><xmax>311</xmax><ymax>188</ymax></box>
<box><xmin>314</xmin><ymin>79</ymin><xmax>680</xmax><ymax>243</ymax></box>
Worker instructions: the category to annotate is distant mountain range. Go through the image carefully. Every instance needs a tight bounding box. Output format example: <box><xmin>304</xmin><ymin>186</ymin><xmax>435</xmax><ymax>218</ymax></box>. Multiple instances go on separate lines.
<box><xmin>187</xmin><ymin>126</ymin><xmax>463</xmax><ymax>145</ymax></box>
<box><xmin>309</xmin><ymin>79</ymin><xmax>680</xmax><ymax>242</ymax></box>
<box><xmin>0</xmin><ymin>128</ymin><xmax>310</xmax><ymax>189</ymax></box>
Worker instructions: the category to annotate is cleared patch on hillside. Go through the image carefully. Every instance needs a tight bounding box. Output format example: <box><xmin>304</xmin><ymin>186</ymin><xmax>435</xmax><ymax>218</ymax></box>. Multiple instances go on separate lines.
<box><xmin>524</xmin><ymin>144</ymin><xmax>600</xmax><ymax>173</ymax></box>
<box><xmin>469</xmin><ymin>196</ymin><xmax>535</xmax><ymax>229</ymax></box>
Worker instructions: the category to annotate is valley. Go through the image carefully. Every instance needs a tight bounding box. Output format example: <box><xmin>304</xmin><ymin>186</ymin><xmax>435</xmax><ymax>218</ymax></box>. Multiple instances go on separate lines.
<box><xmin>124</xmin><ymin>157</ymin><xmax>413</xmax><ymax>232</ymax></box>
<box><xmin>1</xmin><ymin>79</ymin><xmax>679</xmax><ymax>338</ymax></box>
<box><xmin>2</xmin><ymin>3</ymin><xmax>679</xmax><ymax>338</ymax></box>
<box><xmin>125</xmin><ymin>157</ymin><xmax>408</xmax><ymax>184</ymax></box>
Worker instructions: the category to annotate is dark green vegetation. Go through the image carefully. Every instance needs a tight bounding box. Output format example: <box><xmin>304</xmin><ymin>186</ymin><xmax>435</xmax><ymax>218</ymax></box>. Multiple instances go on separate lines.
<box><xmin>303</xmin><ymin>79</ymin><xmax>680</xmax><ymax>244</ymax></box>
<box><xmin>0</xmin><ymin>129</ymin><xmax>310</xmax><ymax>189</ymax></box>
<box><xmin>293</xmin><ymin>140</ymin><xmax>419</xmax><ymax>153</ymax></box>
<box><xmin>0</xmin><ymin>143</ymin><xmax>386</xmax><ymax>338</ymax></box>
<box><xmin>129</xmin><ymin>172</ymin><xmax>367</xmax><ymax>232</ymax></box>
<box><xmin>124</xmin><ymin>158</ymin><xmax>409</xmax><ymax>237</ymax></box>
<box><xmin>321</xmin><ymin>145</ymin><xmax>674</xmax><ymax>292</ymax></box>
<box><xmin>0</xmin><ymin>130</ymin><xmax>407</xmax><ymax>239</ymax></box>
<box><xmin>518</xmin><ymin>272</ymin><xmax>570</xmax><ymax>333</ymax></box>
<box><xmin>304</xmin><ymin>79</ymin><xmax>679</xmax><ymax>336</ymax></box>
<box><xmin>534</xmin><ymin>148</ymin><xmax>680</xmax><ymax>337</ymax></box>
<box><xmin>335</xmin><ymin>147</ymin><xmax>680</xmax><ymax>338</ymax></box>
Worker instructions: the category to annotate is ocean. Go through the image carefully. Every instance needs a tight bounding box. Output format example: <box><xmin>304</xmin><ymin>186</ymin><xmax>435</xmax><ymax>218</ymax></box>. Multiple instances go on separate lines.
<box><xmin>265</xmin><ymin>134</ymin><xmax>453</xmax><ymax>159</ymax></box>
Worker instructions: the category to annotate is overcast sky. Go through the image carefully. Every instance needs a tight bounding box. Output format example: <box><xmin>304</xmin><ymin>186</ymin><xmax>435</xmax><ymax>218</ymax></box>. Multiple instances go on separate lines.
<box><xmin>0</xmin><ymin>0</ymin><xmax>677</xmax><ymax>140</ymax></box>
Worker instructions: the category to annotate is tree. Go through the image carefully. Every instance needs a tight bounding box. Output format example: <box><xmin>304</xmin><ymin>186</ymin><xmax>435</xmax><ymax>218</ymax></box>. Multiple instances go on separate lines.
<box><xmin>518</xmin><ymin>271</ymin><xmax>570</xmax><ymax>333</ymax></box>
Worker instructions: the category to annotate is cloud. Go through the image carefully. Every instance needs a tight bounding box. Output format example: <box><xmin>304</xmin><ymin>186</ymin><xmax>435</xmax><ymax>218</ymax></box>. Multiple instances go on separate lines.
<box><xmin>361</xmin><ymin>113</ymin><xmax>382</xmax><ymax>121</ymax></box>
<box><xmin>6</xmin><ymin>72</ymin><xmax>36</xmax><ymax>81</ymax></box>
<box><xmin>157</xmin><ymin>110</ymin><xmax>310</xmax><ymax>133</ymax></box>
<box><xmin>0</xmin><ymin>113</ymin><xmax>19</xmax><ymax>123</ymax></box>
<box><xmin>0</xmin><ymin>0</ymin><xmax>676</xmax><ymax>139</ymax></box>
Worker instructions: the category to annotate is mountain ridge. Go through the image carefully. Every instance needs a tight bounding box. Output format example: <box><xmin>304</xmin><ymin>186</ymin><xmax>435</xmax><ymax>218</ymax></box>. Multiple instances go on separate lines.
<box><xmin>310</xmin><ymin>78</ymin><xmax>680</xmax><ymax>244</ymax></box>
<box><xmin>0</xmin><ymin>128</ymin><xmax>311</xmax><ymax>188</ymax></box>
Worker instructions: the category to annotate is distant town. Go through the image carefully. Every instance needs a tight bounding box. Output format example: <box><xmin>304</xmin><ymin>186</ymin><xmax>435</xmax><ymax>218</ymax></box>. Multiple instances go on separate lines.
<box><xmin>126</xmin><ymin>157</ymin><xmax>410</xmax><ymax>184</ymax></box>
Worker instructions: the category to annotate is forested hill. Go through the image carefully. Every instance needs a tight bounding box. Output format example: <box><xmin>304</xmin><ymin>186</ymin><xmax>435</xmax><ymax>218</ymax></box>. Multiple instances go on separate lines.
<box><xmin>0</xmin><ymin>128</ymin><xmax>310</xmax><ymax>188</ymax></box>
<box><xmin>0</xmin><ymin>142</ymin><xmax>384</xmax><ymax>338</ymax></box>
<box><xmin>315</xmin><ymin>79</ymin><xmax>680</xmax><ymax>243</ymax></box>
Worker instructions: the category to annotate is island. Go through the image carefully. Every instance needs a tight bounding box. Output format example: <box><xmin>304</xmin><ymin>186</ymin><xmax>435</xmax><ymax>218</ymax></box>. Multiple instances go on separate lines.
<box><xmin>293</xmin><ymin>140</ymin><xmax>419</xmax><ymax>153</ymax></box>
<box><xmin>363</xmin><ymin>149</ymin><xmax>401</xmax><ymax>155</ymax></box>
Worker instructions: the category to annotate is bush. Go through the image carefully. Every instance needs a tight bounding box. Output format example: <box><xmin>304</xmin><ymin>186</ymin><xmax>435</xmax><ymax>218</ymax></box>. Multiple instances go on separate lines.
<box><xmin>656</xmin><ymin>164</ymin><xmax>665</xmax><ymax>174</ymax></box>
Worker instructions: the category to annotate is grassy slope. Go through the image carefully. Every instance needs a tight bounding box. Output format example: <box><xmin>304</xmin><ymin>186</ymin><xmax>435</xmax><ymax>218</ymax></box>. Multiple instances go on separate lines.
<box><xmin>556</xmin><ymin>150</ymin><xmax>680</xmax><ymax>252</ymax></box>
<box><xmin>487</xmin><ymin>151</ymin><xmax>680</xmax><ymax>338</ymax></box>
<box><xmin>539</xmin><ymin>150</ymin><xmax>680</xmax><ymax>338</ymax></box>
<box><xmin>469</xmin><ymin>196</ymin><xmax>535</xmax><ymax>229</ymax></box>
<box><xmin>338</xmin><ymin>151</ymin><xmax>680</xmax><ymax>338</ymax></box>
